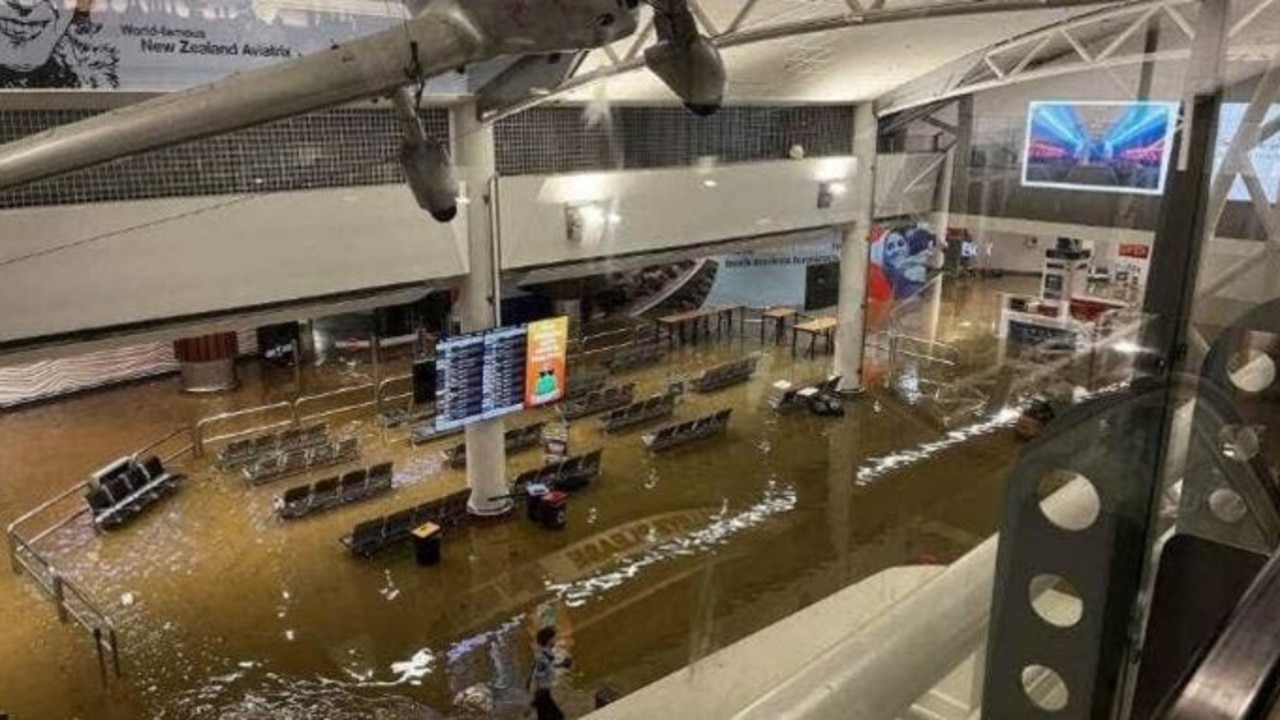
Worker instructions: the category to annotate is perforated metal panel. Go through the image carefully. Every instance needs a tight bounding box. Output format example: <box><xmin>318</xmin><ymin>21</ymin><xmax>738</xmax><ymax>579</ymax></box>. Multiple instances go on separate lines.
<box><xmin>0</xmin><ymin>108</ymin><xmax>449</xmax><ymax>209</ymax></box>
<box><xmin>494</xmin><ymin>105</ymin><xmax>855</xmax><ymax>175</ymax></box>
<box><xmin>0</xmin><ymin>103</ymin><xmax>853</xmax><ymax>207</ymax></box>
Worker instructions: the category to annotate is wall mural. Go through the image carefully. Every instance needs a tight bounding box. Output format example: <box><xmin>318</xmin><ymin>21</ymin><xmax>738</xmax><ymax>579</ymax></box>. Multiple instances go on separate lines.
<box><xmin>867</xmin><ymin>223</ymin><xmax>936</xmax><ymax>301</ymax></box>
<box><xmin>0</xmin><ymin>0</ymin><xmax>404</xmax><ymax>90</ymax></box>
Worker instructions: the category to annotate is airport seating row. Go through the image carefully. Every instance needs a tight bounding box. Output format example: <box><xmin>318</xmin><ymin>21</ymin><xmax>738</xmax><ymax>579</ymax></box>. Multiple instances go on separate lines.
<box><xmin>767</xmin><ymin>375</ymin><xmax>842</xmax><ymax>412</ymax></box>
<box><xmin>642</xmin><ymin>409</ymin><xmax>733</xmax><ymax>452</ymax></box>
<box><xmin>242</xmin><ymin>436</ymin><xmax>361</xmax><ymax>485</ymax></box>
<box><xmin>379</xmin><ymin>405</ymin><xmax>435</xmax><ymax>429</ymax></box>
<box><xmin>276</xmin><ymin>461</ymin><xmax>394</xmax><ymax>520</ymax></box>
<box><xmin>443</xmin><ymin>421</ymin><xmax>546</xmax><ymax>469</ymax></box>
<box><xmin>566</xmin><ymin>369</ymin><xmax>608</xmax><ymax>399</ymax></box>
<box><xmin>606</xmin><ymin>342</ymin><xmax>663</xmax><ymax>373</ymax></box>
<box><xmin>599</xmin><ymin>391</ymin><xmax>677</xmax><ymax>433</ymax></box>
<box><xmin>410</xmin><ymin>422</ymin><xmax>463</xmax><ymax>446</ymax></box>
<box><xmin>84</xmin><ymin>456</ymin><xmax>184</xmax><ymax>530</ymax></box>
<box><xmin>561</xmin><ymin>383</ymin><xmax>635</xmax><ymax>420</ymax></box>
<box><xmin>511</xmin><ymin>449</ymin><xmax>604</xmax><ymax>494</ymax></box>
<box><xmin>341</xmin><ymin>488</ymin><xmax>471</xmax><ymax>558</ymax></box>
<box><xmin>216</xmin><ymin>423</ymin><xmax>329</xmax><ymax>471</ymax></box>
<box><xmin>690</xmin><ymin>356</ymin><xmax>759</xmax><ymax>393</ymax></box>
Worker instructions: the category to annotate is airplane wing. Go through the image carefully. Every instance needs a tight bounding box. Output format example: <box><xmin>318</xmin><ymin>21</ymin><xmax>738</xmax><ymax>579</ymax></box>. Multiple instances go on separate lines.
<box><xmin>0</xmin><ymin>0</ymin><xmax>638</xmax><ymax>190</ymax></box>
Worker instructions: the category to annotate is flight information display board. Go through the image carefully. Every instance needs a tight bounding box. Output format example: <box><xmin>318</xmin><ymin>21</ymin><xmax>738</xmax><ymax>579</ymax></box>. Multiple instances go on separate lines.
<box><xmin>434</xmin><ymin>326</ymin><xmax>529</xmax><ymax>431</ymax></box>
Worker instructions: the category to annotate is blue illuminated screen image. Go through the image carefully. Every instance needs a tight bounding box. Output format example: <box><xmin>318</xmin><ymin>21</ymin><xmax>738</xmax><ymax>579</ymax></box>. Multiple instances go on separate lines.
<box><xmin>1021</xmin><ymin>101</ymin><xmax>1179</xmax><ymax>195</ymax></box>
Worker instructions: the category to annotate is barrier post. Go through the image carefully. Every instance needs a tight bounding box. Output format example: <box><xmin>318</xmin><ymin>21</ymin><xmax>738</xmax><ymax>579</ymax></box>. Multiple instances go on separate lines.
<box><xmin>51</xmin><ymin>572</ymin><xmax>68</xmax><ymax>623</ymax></box>
<box><xmin>109</xmin><ymin>628</ymin><xmax>122</xmax><ymax>677</ymax></box>
<box><xmin>7</xmin><ymin>532</ymin><xmax>20</xmax><ymax>575</ymax></box>
<box><xmin>94</xmin><ymin>628</ymin><xmax>108</xmax><ymax>686</ymax></box>
<box><xmin>292</xmin><ymin>338</ymin><xmax>303</xmax><ymax>397</ymax></box>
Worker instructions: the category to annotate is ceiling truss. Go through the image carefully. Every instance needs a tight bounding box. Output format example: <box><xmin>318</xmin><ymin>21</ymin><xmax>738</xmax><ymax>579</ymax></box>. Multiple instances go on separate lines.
<box><xmin>479</xmin><ymin>0</ymin><xmax>1129</xmax><ymax>122</ymax></box>
<box><xmin>877</xmin><ymin>0</ymin><xmax>1280</xmax><ymax>115</ymax></box>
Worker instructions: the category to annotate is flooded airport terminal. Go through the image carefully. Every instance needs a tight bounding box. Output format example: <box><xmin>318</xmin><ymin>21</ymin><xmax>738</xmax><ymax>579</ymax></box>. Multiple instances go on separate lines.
<box><xmin>1</xmin><ymin>1</ymin><xmax>1280</xmax><ymax>718</ymax></box>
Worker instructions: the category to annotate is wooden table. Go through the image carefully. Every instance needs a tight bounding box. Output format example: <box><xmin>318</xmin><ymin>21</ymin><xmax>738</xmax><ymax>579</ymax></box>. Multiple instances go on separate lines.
<box><xmin>760</xmin><ymin>307</ymin><xmax>797</xmax><ymax>345</ymax></box>
<box><xmin>656</xmin><ymin>308</ymin><xmax>714</xmax><ymax>349</ymax></box>
<box><xmin>792</xmin><ymin>316</ymin><xmax>838</xmax><ymax>359</ymax></box>
<box><xmin>707</xmin><ymin>304</ymin><xmax>744</xmax><ymax>338</ymax></box>
<box><xmin>657</xmin><ymin>305</ymin><xmax>742</xmax><ymax>349</ymax></box>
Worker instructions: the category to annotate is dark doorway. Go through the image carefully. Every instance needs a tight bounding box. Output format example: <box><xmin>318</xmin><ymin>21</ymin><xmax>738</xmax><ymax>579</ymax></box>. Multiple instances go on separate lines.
<box><xmin>805</xmin><ymin>262</ymin><xmax>840</xmax><ymax>310</ymax></box>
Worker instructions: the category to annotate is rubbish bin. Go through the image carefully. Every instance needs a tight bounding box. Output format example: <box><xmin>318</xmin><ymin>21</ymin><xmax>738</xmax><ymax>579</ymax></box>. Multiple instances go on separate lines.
<box><xmin>541</xmin><ymin>491</ymin><xmax>568</xmax><ymax>530</ymax></box>
<box><xmin>525</xmin><ymin>483</ymin><xmax>549</xmax><ymax>522</ymax></box>
<box><xmin>411</xmin><ymin>522</ymin><xmax>442</xmax><ymax>566</ymax></box>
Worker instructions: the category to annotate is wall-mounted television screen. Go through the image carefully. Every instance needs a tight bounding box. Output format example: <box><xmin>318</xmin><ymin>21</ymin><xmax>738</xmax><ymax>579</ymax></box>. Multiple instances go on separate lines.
<box><xmin>1021</xmin><ymin>101</ymin><xmax>1179</xmax><ymax>195</ymax></box>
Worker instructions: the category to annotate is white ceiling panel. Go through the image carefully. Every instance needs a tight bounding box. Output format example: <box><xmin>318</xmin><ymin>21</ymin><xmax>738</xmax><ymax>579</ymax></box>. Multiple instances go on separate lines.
<box><xmin>561</xmin><ymin>5</ymin><xmax>1096</xmax><ymax>104</ymax></box>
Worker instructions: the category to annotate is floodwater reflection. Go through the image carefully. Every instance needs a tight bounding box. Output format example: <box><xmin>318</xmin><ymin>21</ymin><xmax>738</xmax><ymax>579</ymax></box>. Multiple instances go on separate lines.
<box><xmin>0</xmin><ymin>280</ymin><xmax>1042</xmax><ymax>718</ymax></box>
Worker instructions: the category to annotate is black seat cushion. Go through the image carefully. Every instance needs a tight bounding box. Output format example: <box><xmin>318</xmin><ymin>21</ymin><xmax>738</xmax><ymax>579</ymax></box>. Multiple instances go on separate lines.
<box><xmin>143</xmin><ymin>456</ymin><xmax>166</xmax><ymax>480</ymax></box>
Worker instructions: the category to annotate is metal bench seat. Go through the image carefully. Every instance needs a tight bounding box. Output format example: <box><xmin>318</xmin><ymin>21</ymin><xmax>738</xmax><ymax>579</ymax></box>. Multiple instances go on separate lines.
<box><xmin>561</xmin><ymin>383</ymin><xmax>636</xmax><ymax>420</ymax></box>
<box><xmin>690</xmin><ymin>357</ymin><xmax>760</xmax><ymax>393</ymax></box>
<box><xmin>511</xmin><ymin>449</ymin><xmax>603</xmax><ymax>494</ymax></box>
<box><xmin>643</xmin><ymin>409</ymin><xmax>732</xmax><ymax>451</ymax></box>
<box><xmin>85</xmin><ymin>456</ymin><xmax>183</xmax><ymax>530</ymax></box>
<box><xmin>311</xmin><ymin>476</ymin><xmax>341</xmax><ymax>506</ymax></box>
<box><xmin>244</xmin><ymin>436</ymin><xmax>362</xmax><ymax>485</ymax></box>
<box><xmin>340</xmin><ymin>489</ymin><xmax>470</xmax><ymax>557</ymax></box>
<box><xmin>443</xmin><ymin>422</ymin><xmax>546</xmax><ymax>468</ymax></box>
<box><xmin>277</xmin><ymin>461</ymin><xmax>393</xmax><ymax>520</ymax></box>
<box><xmin>347</xmin><ymin>518</ymin><xmax>386</xmax><ymax>556</ymax></box>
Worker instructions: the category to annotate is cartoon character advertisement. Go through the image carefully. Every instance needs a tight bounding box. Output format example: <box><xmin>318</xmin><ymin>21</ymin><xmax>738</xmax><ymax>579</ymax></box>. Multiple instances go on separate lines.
<box><xmin>0</xmin><ymin>0</ymin><xmax>412</xmax><ymax>91</ymax></box>
<box><xmin>524</xmin><ymin>316</ymin><xmax>568</xmax><ymax>409</ymax></box>
<box><xmin>865</xmin><ymin>223</ymin><xmax>937</xmax><ymax>331</ymax></box>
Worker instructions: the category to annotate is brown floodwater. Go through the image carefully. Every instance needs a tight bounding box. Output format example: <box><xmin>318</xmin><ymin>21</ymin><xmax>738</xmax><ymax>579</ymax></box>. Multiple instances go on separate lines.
<box><xmin>0</xmin><ymin>276</ymin><xmax>1039</xmax><ymax>720</ymax></box>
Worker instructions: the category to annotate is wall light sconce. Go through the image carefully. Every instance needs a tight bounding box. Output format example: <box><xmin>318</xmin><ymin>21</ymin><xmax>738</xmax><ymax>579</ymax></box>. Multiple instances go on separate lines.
<box><xmin>817</xmin><ymin>180</ymin><xmax>848</xmax><ymax>209</ymax></box>
<box><xmin>565</xmin><ymin>200</ymin><xmax>619</xmax><ymax>243</ymax></box>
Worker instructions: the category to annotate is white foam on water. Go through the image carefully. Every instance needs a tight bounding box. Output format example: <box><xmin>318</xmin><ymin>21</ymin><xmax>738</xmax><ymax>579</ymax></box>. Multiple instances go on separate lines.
<box><xmin>547</xmin><ymin>483</ymin><xmax>798</xmax><ymax>608</ymax></box>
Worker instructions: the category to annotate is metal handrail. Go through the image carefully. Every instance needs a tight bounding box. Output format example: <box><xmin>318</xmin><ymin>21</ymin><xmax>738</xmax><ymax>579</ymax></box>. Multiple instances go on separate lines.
<box><xmin>5</xmin><ymin>422</ymin><xmax>208</xmax><ymax>684</ymax></box>
<box><xmin>194</xmin><ymin>377</ymin><xmax>416</xmax><ymax>457</ymax></box>
<box><xmin>127</xmin><ymin>422</ymin><xmax>189</xmax><ymax>461</ymax></box>
<box><xmin>192</xmin><ymin>401</ymin><xmax>293</xmax><ymax>456</ymax></box>
<box><xmin>7</xmin><ymin>481</ymin><xmax>121</xmax><ymax>685</ymax></box>
<box><xmin>568</xmin><ymin>324</ymin><xmax>659</xmax><ymax>365</ymax></box>
<box><xmin>878</xmin><ymin>331</ymin><xmax>962</xmax><ymax>367</ymax></box>
<box><xmin>376</xmin><ymin>373</ymin><xmax>412</xmax><ymax>407</ymax></box>
<box><xmin>294</xmin><ymin>383</ymin><xmax>376</xmax><ymax>426</ymax></box>
<box><xmin>6</xmin><ymin>479</ymin><xmax>90</xmax><ymax>537</ymax></box>
<box><xmin>1164</xmin><ymin>543</ymin><xmax>1280</xmax><ymax>719</ymax></box>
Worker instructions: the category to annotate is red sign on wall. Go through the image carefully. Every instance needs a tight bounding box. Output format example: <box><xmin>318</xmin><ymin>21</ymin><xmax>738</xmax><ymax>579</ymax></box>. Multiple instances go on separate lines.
<box><xmin>1118</xmin><ymin>243</ymin><xmax>1150</xmax><ymax>259</ymax></box>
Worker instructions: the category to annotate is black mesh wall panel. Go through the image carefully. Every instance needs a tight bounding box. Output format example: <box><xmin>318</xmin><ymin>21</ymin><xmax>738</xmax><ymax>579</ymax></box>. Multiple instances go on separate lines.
<box><xmin>0</xmin><ymin>103</ymin><xmax>854</xmax><ymax>208</ymax></box>
<box><xmin>0</xmin><ymin>107</ymin><xmax>448</xmax><ymax>209</ymax></box>
<box><xmin>494</xmin><ymin>105</ymin><xmax>855</xmax><ymax>175</ymax></box>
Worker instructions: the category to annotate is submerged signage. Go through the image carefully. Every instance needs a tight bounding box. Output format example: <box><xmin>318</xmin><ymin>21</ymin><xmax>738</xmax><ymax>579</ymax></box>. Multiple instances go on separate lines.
<box><xmin>0</xmin><ymin>0</ymin><xmax>402</xmax><ymax>90</ymax></box>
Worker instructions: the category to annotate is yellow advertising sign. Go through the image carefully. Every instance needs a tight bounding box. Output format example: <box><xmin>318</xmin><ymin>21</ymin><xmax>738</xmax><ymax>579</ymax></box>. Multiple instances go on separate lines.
<box><xmin>525</xmin><ymin>316</ymin><xmax>569</xmax><ymax>408</ymax></box>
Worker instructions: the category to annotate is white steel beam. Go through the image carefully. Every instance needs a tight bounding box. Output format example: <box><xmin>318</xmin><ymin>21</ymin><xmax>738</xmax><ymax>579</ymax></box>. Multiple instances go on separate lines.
<box><xmin>1230</xmin><ymin>0</ymin><xmax>1277</xmax><ymax>38</ymax></box>
<box><xmin>485</xmin><ymin>0</ymin><xmax>1123</xmax><ymax>122</ymax></box>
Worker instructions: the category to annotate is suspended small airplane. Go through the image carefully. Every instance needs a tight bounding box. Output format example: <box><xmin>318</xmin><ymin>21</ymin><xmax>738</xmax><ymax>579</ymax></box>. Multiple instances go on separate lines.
<box><xmin>0</xmin><ymin>0</ymin><xmax>725</xmax><ymax>221</ymax></box>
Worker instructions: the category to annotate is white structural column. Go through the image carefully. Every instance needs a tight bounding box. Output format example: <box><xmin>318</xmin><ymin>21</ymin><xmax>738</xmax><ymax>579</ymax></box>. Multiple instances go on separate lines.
<box><xmin>453</xmin><ymin>101</ymin><xmax>513</xmax><ymax>517</ymax></box>
<box><xmin>834</xmin><ymin>103</ymin><xmax>876</xmax><ymax>392</ymax></box>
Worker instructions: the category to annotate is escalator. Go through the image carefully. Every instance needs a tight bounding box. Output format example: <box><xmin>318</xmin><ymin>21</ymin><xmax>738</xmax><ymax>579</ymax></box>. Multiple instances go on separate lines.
<box><xmin>1148</xmin><ymin>537</ymin><xmax>1280</xmax><ymax>719</ymax></box>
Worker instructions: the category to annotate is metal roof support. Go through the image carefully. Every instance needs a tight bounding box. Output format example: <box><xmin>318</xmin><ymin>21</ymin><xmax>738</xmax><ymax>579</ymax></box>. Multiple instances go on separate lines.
<box><xmin>482</xmin><ymin>0</ymin><xmax>1124</xmax><ymax>122</ymax></box>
